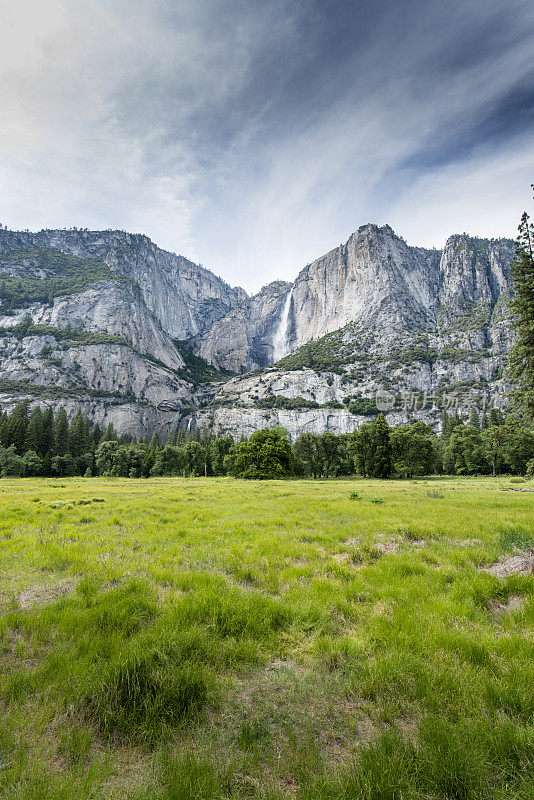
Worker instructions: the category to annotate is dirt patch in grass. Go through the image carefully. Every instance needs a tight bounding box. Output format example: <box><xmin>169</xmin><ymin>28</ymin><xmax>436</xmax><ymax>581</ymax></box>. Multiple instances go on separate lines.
<box><xmin>16</xmin><ymin>577</ymin><xmax>77</xmax><ymax>609</ymax></box>
<box><xmin>484</xmin><ymin>550</ymin><xmax>534</xmax><ymax>577</ymax></box>
<box><xmin>343</xmin><ymin>537</ymin><xmax>400</xmax><ymax>554</ymax></box>
<box><xmin>233</xmin><ymin>661</ymin><xmax>376</xmax><ymax>764</ymax></box>
<box><xmin>333</xmin><ymin>552</ymin><xmax>351</xmax><ymax>565</ymax></box>
<box><xmin>375</xmin><ymin>540</ymin><xmax>399</xmax><ymax>555</ymax></box>
<box><xmin>489</xmin><ymin>594</ymin><xmax>525</xmax><ymax>618</ymax></box>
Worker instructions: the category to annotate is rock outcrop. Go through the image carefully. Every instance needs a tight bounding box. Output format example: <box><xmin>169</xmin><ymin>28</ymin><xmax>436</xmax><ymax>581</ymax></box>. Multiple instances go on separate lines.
<box><xmin>0</xmin><ymin>223</ymin><xmax>516</xmax><ymax>438</ymax></box>
<box><xmin>0</xmin><ymin>227</ymin><xmax>246</xmax><ymax>339</ymax></box>
<box><xmin>194</xmin><ymin>225</ymin><xmax>514</xmax><ymax>373</ymax></box>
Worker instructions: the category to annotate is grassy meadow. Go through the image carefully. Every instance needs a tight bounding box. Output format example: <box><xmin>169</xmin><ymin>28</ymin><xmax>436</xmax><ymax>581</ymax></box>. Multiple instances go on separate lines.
<box><xmin>0</xmin><ymin>475</ymin><xmax>533</xmax><ymax>799</ymax></box>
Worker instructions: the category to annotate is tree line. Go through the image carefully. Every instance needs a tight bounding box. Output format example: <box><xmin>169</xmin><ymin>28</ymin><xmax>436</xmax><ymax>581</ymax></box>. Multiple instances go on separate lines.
<box><xmin>0</xmin><ymin>401</ymin><xmax>532</xmax><ymax>479</ymax></box>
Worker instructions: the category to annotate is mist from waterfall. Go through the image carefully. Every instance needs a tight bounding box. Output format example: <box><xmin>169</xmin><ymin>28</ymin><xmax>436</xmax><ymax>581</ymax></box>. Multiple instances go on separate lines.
<box><xmin>272</xmin><ymin>287</ymin><xmax>294</xmax><ymax>362</ymax></box>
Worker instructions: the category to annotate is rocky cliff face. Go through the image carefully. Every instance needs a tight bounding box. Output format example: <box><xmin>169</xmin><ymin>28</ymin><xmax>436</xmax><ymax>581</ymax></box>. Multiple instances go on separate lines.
<box><xmin>0</xmin><ymin>223</ymin><xmax>516</xmax><ymax>438</ymax></box>
<box><xmin>0</xmin><ymin>228</ymin><xmax>246</xmax><ymax>339</ymax></box>
<box><xmin>194</xmin><ymin>225</ymin><xmax>513</xmax><ymax>373</ymax></box>
<box><xmin>0</xmin><ymin>332</ymin><xmax>194</xmax><ymax>438</ymax></box>
<box><xmin>189</xmin><ymin>227</ymin><xmax>515</xmax><ymax>439</ymax></box>
<box><xmin>191</xmin><ymin>281</ymin><xmax>292</xmax><ymax>372</ymax></box>
<box><xmin>0</xmin><ymin>281</ymin><xmax>185</xmax><ymax>372</ymax></box>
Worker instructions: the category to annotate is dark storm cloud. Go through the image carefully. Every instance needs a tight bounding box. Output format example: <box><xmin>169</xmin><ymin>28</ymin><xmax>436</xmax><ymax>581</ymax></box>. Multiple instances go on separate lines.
<box><xmin>1</xmin><ymin>0</ymin><xmax>533</xmax><ymax>289</ymax></box>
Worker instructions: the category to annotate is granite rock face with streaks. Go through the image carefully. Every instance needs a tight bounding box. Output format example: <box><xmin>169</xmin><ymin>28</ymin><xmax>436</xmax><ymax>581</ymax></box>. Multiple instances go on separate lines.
<box><xmin>0</xmin><ymin>224</ymin><xmax>516</xmax><ymax>438</ymax></box>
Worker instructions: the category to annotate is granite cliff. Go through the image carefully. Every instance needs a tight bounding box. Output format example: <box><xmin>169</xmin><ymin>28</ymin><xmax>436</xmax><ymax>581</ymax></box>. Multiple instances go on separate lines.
<box><xmin>0</xmin><ymin>224</ymin><xmax>516</xmax><ymax>438</ymax></box>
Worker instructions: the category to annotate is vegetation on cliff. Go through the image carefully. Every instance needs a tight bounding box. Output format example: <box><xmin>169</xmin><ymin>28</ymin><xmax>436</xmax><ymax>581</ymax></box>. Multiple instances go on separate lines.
<box><xmin>0</xmin><ymin>247</ymin><xmax>119</xmax><ymax>314</ymax></box>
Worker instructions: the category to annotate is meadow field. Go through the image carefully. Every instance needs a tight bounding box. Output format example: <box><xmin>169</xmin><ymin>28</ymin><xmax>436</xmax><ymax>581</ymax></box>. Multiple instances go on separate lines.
<box><xmin>0</xmin><ymin>475</ymin><xmax>533</xmax><ymax>799</ymax></box>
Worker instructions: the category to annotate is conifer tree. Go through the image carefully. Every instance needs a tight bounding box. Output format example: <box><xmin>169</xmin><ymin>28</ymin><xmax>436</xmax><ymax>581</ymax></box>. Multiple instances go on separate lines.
<box><xmin>40</xmin><ymin>407</ymin><xmax>55</xmax><ymax>457</ymax></box>
<box><xmin>166</xmin><ymin>430</ymin><xmax>177</xmax><ymax>447</ymax></box>
<box><xmin>54</xmin><ymin>408</ymin><xmax>70</xmax><ymax>456</ymax></box>
<box><xmin>509</xmin><ymin>198</ymin><xmax>534</xmax><ymax>418</ymax></box>
<box><xmin>8</xmin><ymin>401</ymin><xmax>30</xmax><ymax>454</ymax></box>
<box><xmin>69</xmin><ymin>409</ymin><xmax>88</xmax><ymax>457</ymax></box>
<box><xmin>25</xmin><ymin>417</ymin><xmax>40</xmax><ymax>452</ymax></box>
<box><xmin>469</xmin><ymin>407</ymin><xmax>480</xmax><ymax>429</ymax></box>
<box><xmin>102</xmin><ymin>422</ymin><xmax>117</xmax><ymax>442</ymax></box>
<box><xmin>489</xmin><ymin>408</ymin><xmax>504</xmax><ymax>427</ymax></box>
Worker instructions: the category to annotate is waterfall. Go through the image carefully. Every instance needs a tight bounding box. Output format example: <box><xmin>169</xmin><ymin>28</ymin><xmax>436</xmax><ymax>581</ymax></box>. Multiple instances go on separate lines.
<box><xmin>272</xmin><ymin>287</ymin><xmax>293</xmax><ymax>362</ymax></box>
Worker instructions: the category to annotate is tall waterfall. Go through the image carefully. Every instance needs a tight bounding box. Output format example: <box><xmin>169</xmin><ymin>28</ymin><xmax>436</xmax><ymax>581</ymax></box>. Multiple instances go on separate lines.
<box><xmin>272</xmin><ymin>287</ymin><xmax>294</xmax><ymax>362</ymax></box>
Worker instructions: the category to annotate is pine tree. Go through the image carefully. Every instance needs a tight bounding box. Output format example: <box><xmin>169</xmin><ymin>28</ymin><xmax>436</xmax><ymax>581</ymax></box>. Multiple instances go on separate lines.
<box><xmin>166</xmin><ymin>430</ymin><xmax>177</xmax><ymax>447</ymax></box>
<box><xmin>40</xmin><ymin>407</ymin><xmax>55</xmax><ymax>457</ymax></box>
<box><xmin>69</xmin><ymin>409</ymin><xmax>88</xmax><ymax>457</ymax></box>
<box><xmin>440</xmin><ymin>411</ymin><xmax>451</xmax><ymax>439</ymax></box>
<box><xmin>91</xmin><ymin>423</ymin><xmax>102</xmax><ymax>449</ymax></box>
<box><xmin>102</xmin><ymin>422</ymin><xmax>117</xmax><ymax>442</ymax></box>
<box><xmin>482</xmin><ymin>425</ymin><xmax>507</xmax><ymax>478</ymax></box>
<box><xmin>469</xmin><ymin>407</ymin><xmax>480</xmax><ymax>429</ymax></box>
<box><xmin>149</xmin><ymin>433</ymin><xmax>161</xmax><ymax>450</ymax></box>
<box><xmin>451</xmin><ymin>411</ymin><xmax>464</xmax><ymax>430</ymax></box>
<box><xmin>25</xmin><ymin>418</ymin><xmax>40</xmax><ymax>452</ymax></box>
<box><xmin>7</xmin><ymin>401</ymin><xmax>30</xmax><ymax>454</ymax></box>
<box><xmin>489</xmin><ymin>408</ymin><xmax>504</xmax><ymax>427</ymax></box>
<box><xmin>26</xmin><ymin>407</ymin><xmax>43</xmax><ymax>453</ymax></box>
<box><xmin>55</xmin><ymin>408</ymin><xmax>70</xmax><ymax>456</ymax></box>
<box><xmin>509</xmin><ymin>204</ymin><xmax>534</xmax><ymax>418</ymax></box>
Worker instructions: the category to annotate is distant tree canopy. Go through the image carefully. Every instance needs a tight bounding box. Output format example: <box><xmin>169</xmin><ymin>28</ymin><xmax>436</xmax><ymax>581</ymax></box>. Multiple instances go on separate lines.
<box><xmin>0</xmin><ymin>401</ymin><xmax>532</xmax><ymax>479</ymax></box>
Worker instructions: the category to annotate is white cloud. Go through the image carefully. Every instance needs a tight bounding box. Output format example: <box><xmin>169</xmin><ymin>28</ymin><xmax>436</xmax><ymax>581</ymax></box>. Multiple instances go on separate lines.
<box><xmin>0</xmin><ymin>0</ymin><xmax>532</xmax><ymax>291</ymax></box>
<box><xmin>388</xmin><ymin>137</ymin><xmax>534</xmax><ymax>248</ymax></box>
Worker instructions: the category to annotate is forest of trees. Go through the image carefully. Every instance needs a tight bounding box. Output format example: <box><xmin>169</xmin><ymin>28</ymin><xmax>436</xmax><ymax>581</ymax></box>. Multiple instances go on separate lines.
<box><xmin>0</xmin><ymin>401</ymin><xmax>532</xmax><ymax>479</ymax></box>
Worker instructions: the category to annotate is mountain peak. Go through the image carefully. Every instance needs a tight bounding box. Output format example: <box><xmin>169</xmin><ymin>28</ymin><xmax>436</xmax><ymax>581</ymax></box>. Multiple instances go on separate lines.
<box><xmin>355</xmin><ymin>222</ymin><xmax>397</xmax><ymax>238</ymax></box>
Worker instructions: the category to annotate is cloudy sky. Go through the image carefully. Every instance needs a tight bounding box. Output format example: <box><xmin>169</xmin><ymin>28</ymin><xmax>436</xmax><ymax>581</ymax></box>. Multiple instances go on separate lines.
<box><xmin>1</xmin><ymin>0</ymin><xmax>533</xmax><ymax>292</ymax></box>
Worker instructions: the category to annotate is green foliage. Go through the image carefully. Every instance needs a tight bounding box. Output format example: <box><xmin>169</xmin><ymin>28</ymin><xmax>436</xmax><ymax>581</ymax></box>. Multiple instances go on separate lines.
<box><xmin>444</xmin><ymin>424</ymin><xmax>488</xmax><ymax>476</ymax></box>
<box><xmin>275</xmin><ymin>328</ymin><xmax>348</xmax><ymax>372</ymax></box>
<box><xmin>273</xmin><ymin>323</ymin><xmax>376</xmax><ymax>374</ymax></box>
<box><xmin>345</xmin><ymin>395</ymin><xmax>378</xmax><ymax>416</ymax></box>
<box><xmin>438</xmin><ymin>300</ymin><xmax>493</xmax><ymax>333</ymax></box>
<box><xmin>369</xmin><ymin>414</ymin><xmax>392</xmax><ymax>478</ymax></box>
<box><xmin>0</xmin><ymin>400</ymin><xmax>532</xmax><ymax>481</ymax></box>
<box><xmin>390</xmin><ymin>421</ymin><xmax>436</xmax><ymax>477</ymax></box>
<box><xmin>0</xmin><ymin>377</ymin><xmax>129</xmax><ymax>401</ymax></box>
<box><xmin>255</xmin><ymin>394</ymin><xmax>320</xmax><ymax>410</ymax></box>
<box><xmin>509</xmin><ymin>210</ymin><xmax>534</xmax><ymax>417</ymax></box>
<box><xmin>234</xmin><ymin>427</ymin><xmax>294</xmax><ymax>479</ymax></box>
<box><xmin>498</xmin><ymin>527</ymin><xmax>534</xmax><ymax>551</ymax></box>
<box><xmin>173</xmin><ymin>340</ymin><xmax>235</xmax><ymax>383</ymax></box>
<box><xmin>84</xmin><ymin>652</ymin><xmax>211</xmax><ymax>742</ymax></box>
<box><xmin>0</xmin><ymin>247</ymin><xmax>118</xmax><ymax>313</ymax></box>
<box><xmin>293</xmin><ymin>431</ymin><xmax>352</xmax><ymax>478</ymax></box>
<box><xmin>0</xmin><ymin>320</ymin><xmax>127</xmax><ymax>345</ymax></box>
<box><xmin>439</xmin><ymin>345</ymin><xmax>490</xmax><ymax>364</ymax></box>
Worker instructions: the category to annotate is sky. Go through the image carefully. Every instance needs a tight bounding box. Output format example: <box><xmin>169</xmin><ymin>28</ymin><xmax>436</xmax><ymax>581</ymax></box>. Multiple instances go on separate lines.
<box><xmin>0</xmin><ymin>0</ymin><xmax>533</xmax><ymax>293</ymax></box>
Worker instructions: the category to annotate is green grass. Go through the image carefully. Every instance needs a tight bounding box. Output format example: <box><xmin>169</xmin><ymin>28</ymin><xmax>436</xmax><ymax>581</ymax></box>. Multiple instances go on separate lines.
<box><xmin>0</xmin><ymin>476</ymin><xmax>533</xmax><ymax>798</ymax></box>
